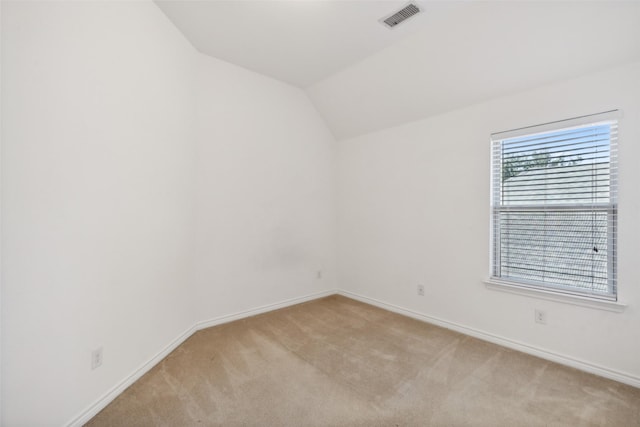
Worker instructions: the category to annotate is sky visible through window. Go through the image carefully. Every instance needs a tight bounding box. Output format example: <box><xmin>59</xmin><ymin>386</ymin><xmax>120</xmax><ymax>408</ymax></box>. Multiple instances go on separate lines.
<box><xmin>500</xmin><ymin>123</ymin><xmax>611</xmax><ymax>206</ymax></box>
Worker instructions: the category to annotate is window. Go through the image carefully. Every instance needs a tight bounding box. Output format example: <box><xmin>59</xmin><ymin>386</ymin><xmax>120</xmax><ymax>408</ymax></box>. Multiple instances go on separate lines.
<box><xmin>491</xmin><ymin>111</ymin><xmax>618</xmax><ymax>301</ymax></box>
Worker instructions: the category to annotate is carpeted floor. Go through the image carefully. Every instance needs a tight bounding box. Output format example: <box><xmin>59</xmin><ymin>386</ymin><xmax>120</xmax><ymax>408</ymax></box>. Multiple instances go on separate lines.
<box><xmin>86</xmin><ymin>295</ymin><xmax>640</xmax><ymax>426</ymax></box>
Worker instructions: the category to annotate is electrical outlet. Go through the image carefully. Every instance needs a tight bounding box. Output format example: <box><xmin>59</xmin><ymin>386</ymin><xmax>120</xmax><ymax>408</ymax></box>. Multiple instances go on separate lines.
<box><xmin>91</xmin><ymin>347</ymin><xmax>103</xmax><ymax>370</ymax></box>
<box><xmin>317</xmin><ymin>270</ymin><xmax>322</xmax><ymax>279</ymax></box>
<box><xmin>417</xmin><ymin>285</ymin><xmax>425</xmax><ymax>296</ymax></box>
<box><xmin>534</xmin><ymin>309</ymin><xmax>547</xmax><ymax>325</ymax></box>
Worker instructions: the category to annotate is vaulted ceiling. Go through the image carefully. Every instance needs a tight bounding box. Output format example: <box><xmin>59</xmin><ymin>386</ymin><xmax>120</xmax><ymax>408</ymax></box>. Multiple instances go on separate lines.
<box><xmin>156</xmin><ymin>1</ymin><xmax>640</xmax><ymax>139</ymax></box>
<box><xmin>155</xmin><ymin>0</ymin><xmax>445</xmax><ymax>87</ymax></box>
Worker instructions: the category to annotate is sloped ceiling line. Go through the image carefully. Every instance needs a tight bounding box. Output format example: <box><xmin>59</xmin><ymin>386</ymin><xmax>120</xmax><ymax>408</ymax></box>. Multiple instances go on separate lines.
<box><xmin>156</xmin><ymin>1</ymin><xmax>640</xmax><ymax>140</ymax></box>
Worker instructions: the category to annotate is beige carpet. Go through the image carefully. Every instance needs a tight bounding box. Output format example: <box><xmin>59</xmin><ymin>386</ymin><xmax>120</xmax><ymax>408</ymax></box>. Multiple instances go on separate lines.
<box><xmin>86</xmin><ymin>295</ymin><xmax>640</xmax><ymax>426</ymax></box>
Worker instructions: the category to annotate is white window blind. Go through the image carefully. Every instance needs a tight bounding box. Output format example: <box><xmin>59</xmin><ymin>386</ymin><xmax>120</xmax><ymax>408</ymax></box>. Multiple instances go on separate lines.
<box><xmin>491</xmin><ymin>111</ymin><xmax>618</xmax><ymax>300</ymax></box>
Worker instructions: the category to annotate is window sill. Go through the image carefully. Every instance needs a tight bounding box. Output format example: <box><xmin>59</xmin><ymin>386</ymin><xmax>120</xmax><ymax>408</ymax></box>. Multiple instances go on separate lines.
<box><xmin>484</xmin><ymin>279</ymin><xmax>627</xmax><ymax>313</ymax></box>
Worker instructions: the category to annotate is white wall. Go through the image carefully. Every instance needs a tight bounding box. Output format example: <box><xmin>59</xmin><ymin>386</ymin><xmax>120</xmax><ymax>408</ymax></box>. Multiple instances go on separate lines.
<box><xmin>194</xmin><ymin>54</ymin><xmax>337</xmax><ymax>321</ymax></box>
<box><xmin>1</xmin><ymin>2</ymin><xmax>197</xmax><ymax>425</ymax></box>
<box><xmin>337</xmin><ymin>61</ymin><xmax>640</xmax><ymax>383</ymax></box>
<box><xmin>0</xmin><ymin>2</ymin><xmax>3</xmax><ymax>423</ymax></box>
<box><xmin>1</xmin><ymin>1</ymin><xmax>338</xmax><ymax>425</ymax></box>
<box><xmin>3</xmin><ymin>0</ymin><xmax>637</xmax><ymax>425</ymax></box>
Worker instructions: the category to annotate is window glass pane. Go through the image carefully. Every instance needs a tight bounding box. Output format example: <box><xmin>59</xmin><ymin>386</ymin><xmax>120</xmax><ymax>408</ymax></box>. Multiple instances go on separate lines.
<box><xmin>499</xmin><ymin>210</ymin><xmax>609</xmax><ymax>293</ymax></box>
<box><xmin>491</xmin><ymin>117</ymin><xmax>617</xmax><ymax>300</ymax></box>
<box><xmin>501</xmin><ymin>125</ymin><xmax>611</xmax><ymax>206</ymax></box>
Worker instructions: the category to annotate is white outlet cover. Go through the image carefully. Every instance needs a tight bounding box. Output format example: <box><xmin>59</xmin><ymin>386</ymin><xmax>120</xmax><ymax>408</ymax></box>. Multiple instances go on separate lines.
<box><xmin>534</xmin><ymin>310</ymin><xmax>547</xmax><ymax>324</ymax></box>
<box><xmin>91</xmin><ymin>347</ymin><xmax>103</xmax><ymax>370</ymax></box>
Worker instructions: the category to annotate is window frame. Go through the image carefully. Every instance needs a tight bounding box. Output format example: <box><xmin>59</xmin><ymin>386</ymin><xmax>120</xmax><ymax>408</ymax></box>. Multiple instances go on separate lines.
<box><xmin>489</xmin><ymin>111</ymin><xmax>619</xmax><ymax>302</ymax></box>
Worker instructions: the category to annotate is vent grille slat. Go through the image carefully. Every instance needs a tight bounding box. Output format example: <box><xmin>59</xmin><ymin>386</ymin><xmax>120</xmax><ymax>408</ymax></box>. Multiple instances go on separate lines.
<box><xmin>382</xmin><ymin>4</ymin><xmax>420</xmax><ymax>28</ymax></box>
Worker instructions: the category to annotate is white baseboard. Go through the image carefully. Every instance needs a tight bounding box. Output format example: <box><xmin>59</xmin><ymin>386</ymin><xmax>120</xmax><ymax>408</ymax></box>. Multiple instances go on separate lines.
<box><xmin>337</xmin><ymin>290</ymin><xmax>640</xmax><ymax>389</ymax></box>
<box><xmin>65</xmin><ymin>289</ymin><xmax>337</xmax><ymax>427</ymax></box>
<box><xmin>66</xmin><ymin>324</ymin><xmax>197</xmax><ymax>427</ymax></box>
<box><xmin>66</xmin><ymin>287</ymin><xmax>639</xmax><ymax>426</ymax></box>
<box><xmin>196</xmin><ymin>289</ymin><xmax>337</xmax><ymax>331</ymax></box>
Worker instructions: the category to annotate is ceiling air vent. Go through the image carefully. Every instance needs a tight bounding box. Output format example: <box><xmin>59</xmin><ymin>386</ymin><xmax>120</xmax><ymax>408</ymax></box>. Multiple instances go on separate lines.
<box><xmin>380</xmin><ymin>3</ymin><xmax>421</xmax><ymax>29</ymax></box>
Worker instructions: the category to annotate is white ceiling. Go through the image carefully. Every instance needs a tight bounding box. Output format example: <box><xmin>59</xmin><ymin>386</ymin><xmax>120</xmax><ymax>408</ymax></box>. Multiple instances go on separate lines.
<box><xmin>155</xmin><ymin>0</ymin><xmax>459</xmax><ymax>88</ymax></box>
<box><xmin>308</xmin><ymin>1</ymin><xmax>640</xmax><ymax>139</ymax></box>
<box><xmin>156</xmin><ymin>1</ymin><xmax>640</xmax><ymax>139</ymax></box>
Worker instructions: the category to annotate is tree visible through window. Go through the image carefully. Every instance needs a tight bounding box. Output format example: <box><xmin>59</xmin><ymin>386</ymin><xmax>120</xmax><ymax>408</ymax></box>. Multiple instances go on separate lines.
<box><xmin>491</xmin><ymin>113</ymin><xmax>618</xmax><ymax>300</ymax></box>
